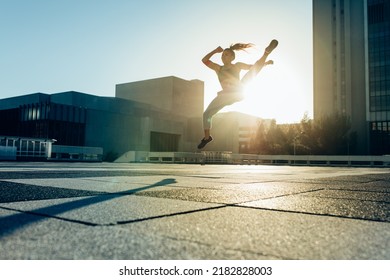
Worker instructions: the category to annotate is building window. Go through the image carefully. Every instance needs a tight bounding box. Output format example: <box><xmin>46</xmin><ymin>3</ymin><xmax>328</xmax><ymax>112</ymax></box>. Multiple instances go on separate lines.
<box><xmin>370</xmin><ymin>121</ymin><xmax>390</xmax><ymax>155</ymax></box>
<box><xmin>368</xmin><ymin>2</ymin><xmax>384</xmax><ymax>24</ymax></box>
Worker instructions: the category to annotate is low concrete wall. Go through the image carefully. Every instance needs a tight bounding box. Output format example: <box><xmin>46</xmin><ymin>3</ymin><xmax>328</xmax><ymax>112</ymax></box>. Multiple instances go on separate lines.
<box><xmin>115</xmin><ymin>151</ymin><xmax>390</xmax><ymax>167</ymax></box>
<box><xmin>230</xmin><ymin>154</ymin><xmax>390</xmax><ymax>167</ymax></box>
<box><xmin>50</xmin><ymin>145</ymin><xmax>103</xmax><ymax>162</ymax></box>
<box><xmin>114</xmin><ymin>151</ymin><xmax>149</xmax><ymax>163</ymax></box>
<box><xmin>148</xmin><ymin>152</ymin><xmax>204</xmax><ymax>164</ymax></box>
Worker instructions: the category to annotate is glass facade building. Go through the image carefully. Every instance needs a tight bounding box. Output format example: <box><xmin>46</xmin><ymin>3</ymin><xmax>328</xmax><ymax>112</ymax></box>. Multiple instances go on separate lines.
<box><xmin>367</xmin><ymin>0</ymin><xmax>390</xmax><ymax>154</ymax></box>
<box><xmin>0</xmin><ymin>101</ymin><xmax>86</xmax><ymax>146</ymax></box>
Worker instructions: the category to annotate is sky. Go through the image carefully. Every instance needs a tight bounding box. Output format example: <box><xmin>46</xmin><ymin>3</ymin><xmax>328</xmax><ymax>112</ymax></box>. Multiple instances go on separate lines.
<box><xmin>0</xmin><ymin>0</ymin><xmax>313</xmax><ymax>124</ymax></box>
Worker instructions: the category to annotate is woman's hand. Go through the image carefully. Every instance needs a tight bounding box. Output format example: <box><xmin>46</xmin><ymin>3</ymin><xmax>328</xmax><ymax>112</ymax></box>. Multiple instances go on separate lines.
<box><xmin>215</xmin><ymin>46</ymin><xmax>224</xmax><ymax>53</ymax></box>
<box><xmin>202</xmin><ymin>46</ymin><xmax>224</xmax><ymax>71</ymax></box>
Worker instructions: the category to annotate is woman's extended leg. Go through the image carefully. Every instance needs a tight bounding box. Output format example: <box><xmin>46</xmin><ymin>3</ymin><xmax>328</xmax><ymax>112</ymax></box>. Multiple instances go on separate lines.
<box><xmin>241</xmin><ymin>39</ymin><xmax>278</xmax><ymax>85</ymax></box>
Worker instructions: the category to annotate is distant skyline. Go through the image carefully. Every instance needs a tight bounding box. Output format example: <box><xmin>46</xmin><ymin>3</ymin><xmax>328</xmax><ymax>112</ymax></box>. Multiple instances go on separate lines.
<box><xmin>0</xmin><ymin>0</ymin><xmax>313</xmax><ymax>123</ymax></box>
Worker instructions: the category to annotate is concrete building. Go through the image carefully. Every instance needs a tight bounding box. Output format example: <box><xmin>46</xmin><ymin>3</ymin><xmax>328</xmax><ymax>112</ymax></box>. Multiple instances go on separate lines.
<box><xmin>116</xmin><ymin>76</ymin><xmax>204</xmax><ymax>153</ymax></box>
<box><xmin>313</xmin><ymin>0</ymin><xmax>368</xmax><ymax>154</ymax></box>
<box><xmin>313</xmin><ymin>0</ymin><xmax>390</xmax><ymax>154</ymax></box>
<box><xmin>0</xmin><ymin>76</ymin><xmax>204</xmax><ymax>161</ymax></box>
<box><xmin>116</xmin><ymin>76</ymin><xmax>204</xmax><ymax>119</ymax></box>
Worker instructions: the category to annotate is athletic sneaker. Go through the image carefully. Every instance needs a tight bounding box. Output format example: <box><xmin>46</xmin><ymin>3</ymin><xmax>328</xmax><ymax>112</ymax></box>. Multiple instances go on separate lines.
<box><xmin>197</xmin><ymin>136</ymin><xmax>213</xmax><ymax>149</ymax></box>
<box><xmin>265</xmin><ymin>39</ymin><xmax>278</xmax><ymax>54</ymax></box>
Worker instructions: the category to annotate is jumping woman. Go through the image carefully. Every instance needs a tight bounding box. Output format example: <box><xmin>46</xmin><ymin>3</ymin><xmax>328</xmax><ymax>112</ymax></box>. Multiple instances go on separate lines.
<box><xmin>197</xmin><ymin>39</ymin><xmax>278</xmax><ymax>149</ymax></box>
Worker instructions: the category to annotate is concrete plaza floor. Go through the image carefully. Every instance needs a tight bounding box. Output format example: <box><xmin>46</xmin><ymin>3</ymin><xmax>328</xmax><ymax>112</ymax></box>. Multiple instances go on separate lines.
<box><xmin>0</xmin><ymin>162</ymin><xmax>389</xmax><ymax>259</ymax></box>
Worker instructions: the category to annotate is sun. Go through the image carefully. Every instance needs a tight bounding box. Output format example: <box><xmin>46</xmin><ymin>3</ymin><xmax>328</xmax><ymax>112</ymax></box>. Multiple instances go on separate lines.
<box><xmin>225</xmin><ymin>58</ymin><xmax>311</xmax><ymax>124</ymax></box>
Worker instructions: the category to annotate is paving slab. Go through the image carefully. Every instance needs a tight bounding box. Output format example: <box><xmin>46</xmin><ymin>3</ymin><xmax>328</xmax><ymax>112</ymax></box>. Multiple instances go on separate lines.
<box><xmin>301</xmin><ymin>189</ymin><xmax>390</xmax><ymax>202</ymax></box>
<box><xmin>0</xmin><ymin>195</ymin><xmax>222</xmax><ymax>226</ymax></box>
<box><xmin>137</xmin><ymin>183</ymin><xmax>321</xmax><ymax>204</ymax></box>
<box><xmin>0</xmin><ymin>162</ymin><xmax>389</xmax><ymax>260</ymax></box>
<box><xmin>117</xmin><ymin>206</ymin><xmax>390</xmax><ymax>259</ymax></box>
<box><xmin>0</xmin><ymin>208</ymin><xmax>268</xmax><ymax>260</ymax></box>
<box><xmin>241</xmin><ymin>195</ymin><xmax>390</xmax><ymax>222</ymax></box>
<box><xmin>2</xmin><ymin>176</ymin><xmax>180</xmax><ymax>193</ymax></box>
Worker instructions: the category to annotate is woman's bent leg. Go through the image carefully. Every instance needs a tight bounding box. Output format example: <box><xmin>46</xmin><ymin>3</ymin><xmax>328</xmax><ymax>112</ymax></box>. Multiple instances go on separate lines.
<box><xmin>198</xmin><ymin>92</ymin><xmax>243</xmax><ymax>149</ymax></box>
<box><xmin>203</xmin><ymin>92</ymin><xmax>244</xmax><ymax>130</ymax></box>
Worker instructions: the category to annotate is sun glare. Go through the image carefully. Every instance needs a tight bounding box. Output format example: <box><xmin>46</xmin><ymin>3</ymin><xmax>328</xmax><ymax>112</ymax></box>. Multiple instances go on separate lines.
<box><xmin>226</xmin><ymin>57</ymin><xmax>311</xmax><ymax>124</ymax></box>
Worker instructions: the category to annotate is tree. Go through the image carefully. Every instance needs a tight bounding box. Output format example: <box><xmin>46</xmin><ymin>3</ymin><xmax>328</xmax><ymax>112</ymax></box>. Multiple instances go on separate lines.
<box><xmin>252</xmin><ymin>119</ymin><xmax>271</xmax><ymax>154</ymax></box>
<box><xmin>251</xmin><ymin>113</ymin><xmax>355</xmax><ymax>155</ymax></box>
<box><xmin>314</xmin><ymin>113</ymin><xmax>352</xmax><ymax>155</ymax></box>
<box><xmin>266</xmin><ymin>120</ymin><xmax>288</xmax><ymax>154</ymax></box>
<box><xmin>298</xmin><ymin>113</ymin><xmax>319</xmax><ymax>154</ymax></box>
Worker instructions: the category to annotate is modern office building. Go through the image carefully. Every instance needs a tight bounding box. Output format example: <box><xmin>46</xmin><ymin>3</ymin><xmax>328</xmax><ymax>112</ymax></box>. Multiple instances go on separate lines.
<box><xmin>0</xmin><ymin>76</ymin><xmax>204</xmax><ymax>161</ymax></box>
<box><xmin>367</xmin><ymin>0</ymin><xmax>390</xmax><ymax>154</ymax></box>
<box><xmin>313</xmin><ymin>0</ymin><xmax>390</xmax><ymax>154</ymax></box>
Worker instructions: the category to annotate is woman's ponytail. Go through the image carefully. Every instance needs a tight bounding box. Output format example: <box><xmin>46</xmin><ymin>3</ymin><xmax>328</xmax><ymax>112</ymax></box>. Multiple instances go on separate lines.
<box><xmin>229</xmin><ymin>43</ymin><xmax>254</xmax><ymax>51</ymax></box>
